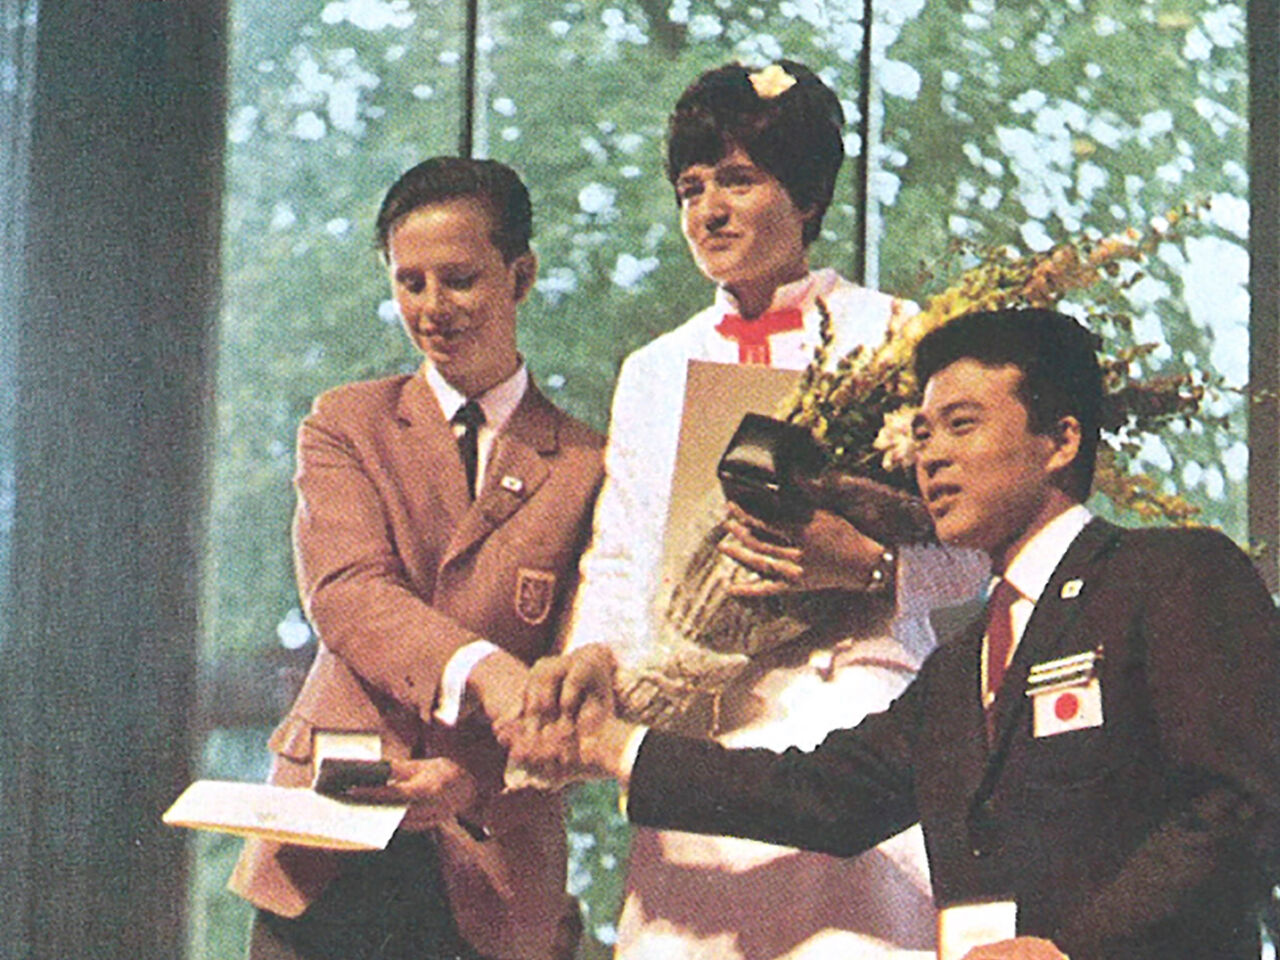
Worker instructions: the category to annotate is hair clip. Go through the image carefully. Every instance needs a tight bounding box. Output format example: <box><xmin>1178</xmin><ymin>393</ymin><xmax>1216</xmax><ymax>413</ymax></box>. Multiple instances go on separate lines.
<box><xmin>748</xmin><ymin>64</ymin><xmax>796</xmax><ymax>99</ymax></box>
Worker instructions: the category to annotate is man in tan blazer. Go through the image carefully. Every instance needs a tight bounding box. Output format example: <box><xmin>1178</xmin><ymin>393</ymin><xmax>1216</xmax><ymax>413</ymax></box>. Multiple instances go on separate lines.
<box><xmin>229</xmin><ymin>157</ymin><xmax>604</xmax><ymax>960</ymax></box>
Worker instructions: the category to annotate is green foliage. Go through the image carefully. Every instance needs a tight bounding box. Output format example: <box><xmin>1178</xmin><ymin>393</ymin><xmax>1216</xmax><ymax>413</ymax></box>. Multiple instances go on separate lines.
<box><xmin>566</xmin><ymin>781</ymin><xmax>632</xmax><ymax>952</ymax></box>
<box><xmin>878</xmin><ymin>0</ymin><xmax>1249</xmax><ymax>532</ymax></box>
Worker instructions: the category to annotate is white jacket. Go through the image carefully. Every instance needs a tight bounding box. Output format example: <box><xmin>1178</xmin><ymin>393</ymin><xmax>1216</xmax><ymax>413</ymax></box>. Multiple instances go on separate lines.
<box><xmin>566</xmin><ymin>269</ymin><xmax>988</xmax><ymax>960</ymax></box>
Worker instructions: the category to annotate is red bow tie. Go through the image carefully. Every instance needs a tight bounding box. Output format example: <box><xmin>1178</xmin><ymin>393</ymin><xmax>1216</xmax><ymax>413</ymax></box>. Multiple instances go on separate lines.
<box><xmin>715</xmin><ymin>307</ymin><xmax>803</xmax><ymax>365</ymax></box>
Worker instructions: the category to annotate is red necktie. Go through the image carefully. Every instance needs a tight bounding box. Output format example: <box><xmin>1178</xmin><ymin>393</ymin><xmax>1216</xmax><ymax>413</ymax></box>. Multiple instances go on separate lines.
<box><xmin>715</xmin><ymin>307</ymin><xmax>803</xmax><ymax>365</ymax></box>
<box><xmin>984</xmin><ymin>578</ymin><xmax>1021</xmax><ymax>726</ymax></box>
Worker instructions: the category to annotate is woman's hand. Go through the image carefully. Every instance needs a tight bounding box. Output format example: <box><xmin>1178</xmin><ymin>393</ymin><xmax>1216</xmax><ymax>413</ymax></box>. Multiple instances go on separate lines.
<box><xmin>718</xmin><ymin>501</ymin><xmax>888</xmax><ymax>596</ymax></box>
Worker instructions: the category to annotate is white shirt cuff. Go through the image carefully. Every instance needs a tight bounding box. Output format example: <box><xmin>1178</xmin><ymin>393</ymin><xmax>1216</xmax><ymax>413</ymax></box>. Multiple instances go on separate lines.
<box><xmin>434</xmin><ymin>640</ymin><xmax>502</xmax><ymax>726</ymax></box>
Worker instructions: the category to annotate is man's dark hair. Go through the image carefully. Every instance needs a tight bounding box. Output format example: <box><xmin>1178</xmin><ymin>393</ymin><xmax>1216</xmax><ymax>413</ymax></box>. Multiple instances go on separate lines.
<box><xmin>665</xmin><ymin>60</ymin><xmax>845</xmax><ymax>246</ymax></box>
<box><xmin>914</xmin><ymin>308</ymin><xmax>1105</xmax><ymax>502</ymax></box>
<box><xmin>375</xmin><ymin>156</ymin><xmax>533</xmax><ymax>262</ymax></box>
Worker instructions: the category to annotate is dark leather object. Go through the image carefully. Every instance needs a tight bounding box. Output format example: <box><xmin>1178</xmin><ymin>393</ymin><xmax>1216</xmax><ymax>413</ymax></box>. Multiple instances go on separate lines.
<box><xmin>311</xmin><ymin>758</ymin><xmax>392</xmax><ymax>797</ymax></box>
<box><xmin>717</xmin><ymin>413</ymin><xmax>827</xmax><ymax>524</ymax></box>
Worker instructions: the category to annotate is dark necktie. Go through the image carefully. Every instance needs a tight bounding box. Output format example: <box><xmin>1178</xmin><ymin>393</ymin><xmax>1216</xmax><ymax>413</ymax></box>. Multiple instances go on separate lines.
<box><xmin>714</xmin><ymin>307</ymin><xmax>804</xmax><ymax>364</ymax></box>
<box><xmin>453</xmin><ymin>399</ymin><xmax>485</xmax><ymax>499</ymax></box>
<box><xmin>983</xmin><ymin>578</ymin><xmax>1021</xmax><ymax>731</ymax></box>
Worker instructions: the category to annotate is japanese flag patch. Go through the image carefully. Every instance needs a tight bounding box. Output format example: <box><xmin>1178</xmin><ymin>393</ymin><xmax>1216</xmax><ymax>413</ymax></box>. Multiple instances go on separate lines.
<box><xmin>1027</xmin><ymin>648</ymin><xmax>1104</xmax><ymax>737</ymax></box>
<box><xmin>1031</xmin><ymin>676</ymin><xmax>1104</xmax><ymax>737</ymax></box>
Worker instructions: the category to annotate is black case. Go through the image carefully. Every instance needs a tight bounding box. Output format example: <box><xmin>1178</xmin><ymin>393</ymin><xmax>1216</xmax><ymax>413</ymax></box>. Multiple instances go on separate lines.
<box><xmin>311</xmin><ymin>758</ymin><xmax>392</xmax><ymax>796</ymax></box>
<box><xmin>716</xmin><ymin>413</ymin><xmax>827</xmax><ymax>525</ymax></box>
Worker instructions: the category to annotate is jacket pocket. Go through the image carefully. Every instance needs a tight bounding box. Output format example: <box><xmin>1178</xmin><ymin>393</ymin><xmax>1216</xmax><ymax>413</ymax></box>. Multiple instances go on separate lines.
<box><xmin>1009</xmin><ymin>731</ymin><xmax>1120</xmax><ymax>794</ymax></box>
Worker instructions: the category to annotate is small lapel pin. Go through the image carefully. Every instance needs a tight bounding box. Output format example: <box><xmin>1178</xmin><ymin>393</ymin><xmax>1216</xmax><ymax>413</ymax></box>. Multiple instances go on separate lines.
<box><xmin>500</xmin><ymin>475</ymin><xmax>524</xmax><ymax>495</ymax></box>
<box><xmin>1060</xmin><ymin>578</ymin><xmax>1084</xmax><ymax>600</ymax></box>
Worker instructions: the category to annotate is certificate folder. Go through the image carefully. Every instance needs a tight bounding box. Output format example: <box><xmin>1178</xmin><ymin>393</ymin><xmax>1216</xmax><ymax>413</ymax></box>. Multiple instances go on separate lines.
<box><xmin>163</xmin><ymin>779</ymin><xmax>407</xmax><ymax>851</ymax></box>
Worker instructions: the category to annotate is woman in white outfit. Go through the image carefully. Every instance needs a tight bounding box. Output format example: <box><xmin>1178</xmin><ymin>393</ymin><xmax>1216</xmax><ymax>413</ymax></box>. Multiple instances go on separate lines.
<box><xmin>565</xmin><ymin>61</ymin><xmax>987</xmax><ymax>960</ymax></box>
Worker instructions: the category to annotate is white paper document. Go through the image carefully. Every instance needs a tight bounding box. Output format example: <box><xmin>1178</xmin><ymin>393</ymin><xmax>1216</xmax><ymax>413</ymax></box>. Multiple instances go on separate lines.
<box><xmin>163</xmin><ymin>780</ymin><xmax>406</xmax><ymax>851</ymax></box>
<box><xmin>312</xmin><ymin>730</ymin><xmax>383</xmax><ymax>763</ymax></box>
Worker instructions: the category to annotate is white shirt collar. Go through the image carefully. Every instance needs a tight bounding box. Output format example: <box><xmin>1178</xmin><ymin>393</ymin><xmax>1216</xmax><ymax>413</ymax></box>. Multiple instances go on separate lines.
<box><xmin>712</xmin><ymin>267</ymin><xmax>840</xmax><ymax>317</ymax></box>
<box><xmin>999</xmin><ymin>503</ymin><xmax>1093</xmax><ymax>604</ymax></box>
<box><xmin>424</xmin><ymin>360</ymin><xmax>528</xmax><ymax>436</ymax></box>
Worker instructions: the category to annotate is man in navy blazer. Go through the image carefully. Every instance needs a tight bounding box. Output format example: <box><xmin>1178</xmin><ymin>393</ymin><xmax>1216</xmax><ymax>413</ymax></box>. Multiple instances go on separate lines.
<box><xmin>503</xmin><ymin>307</ymin><xmax>1280</xmax><ymax>960</ymax></box>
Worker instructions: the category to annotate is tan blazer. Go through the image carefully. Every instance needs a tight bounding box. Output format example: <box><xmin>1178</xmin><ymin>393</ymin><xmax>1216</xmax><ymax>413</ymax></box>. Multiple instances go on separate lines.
<box><xmin>229</xmin><ymin>369</ymin><xmax>604</xmax><ymax>960</ymax></box>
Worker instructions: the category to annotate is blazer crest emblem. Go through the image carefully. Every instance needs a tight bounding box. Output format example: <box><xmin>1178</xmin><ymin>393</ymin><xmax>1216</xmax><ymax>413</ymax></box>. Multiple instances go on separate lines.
<box><xmin>514</xmin><ymin>568</ymin><xmax>557</xmax><ymax>625</ymax></box>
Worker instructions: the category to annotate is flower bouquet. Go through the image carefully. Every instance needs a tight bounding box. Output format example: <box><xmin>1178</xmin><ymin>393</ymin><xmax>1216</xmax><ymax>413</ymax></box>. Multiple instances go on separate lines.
<box><xmin>783</xmin><ymin>202</ymin><xmax>1214</xmax><ymax>525</ymax></box>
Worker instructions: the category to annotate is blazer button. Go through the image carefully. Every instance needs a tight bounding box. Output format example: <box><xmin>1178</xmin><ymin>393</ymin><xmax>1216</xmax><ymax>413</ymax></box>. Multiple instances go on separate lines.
<box><xmin>968</xmin><ymin>797</ymin><xmax>999</xmax><ymax>860</ymax></box>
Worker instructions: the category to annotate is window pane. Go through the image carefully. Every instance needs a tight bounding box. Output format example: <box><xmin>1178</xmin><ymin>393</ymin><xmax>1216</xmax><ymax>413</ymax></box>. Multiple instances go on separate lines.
<box><xmin>212</xmin><ymin>0</ymin><xmax>465</xmax><ymax>663</ymax></box>
<box><xmin>877</xmin><ymin>0</ymin><xmax>1249</xmax><ymax>537</ymax></box>
<box><xmin>478</xmin><ymin>4</ymin><xmax>882</xmax><ymax>945</ymax></box>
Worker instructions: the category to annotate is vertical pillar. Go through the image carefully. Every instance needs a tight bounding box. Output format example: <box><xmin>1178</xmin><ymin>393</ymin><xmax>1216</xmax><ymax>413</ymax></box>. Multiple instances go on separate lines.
<box><xmin>0</xmin><ymin>2</ymin><xmax>228</xmax><ymax>957</ymax></box>
<box><xmin>459</xmin><ymin>0</ymin><xmax>479</xmax><ymax>157</ymax></box>
<box><xmin>851</xmin><ymin>0</ymin><xmax>874</xmax><ymax>286</ymax></box>
<box><xmin>1249</xmin><ymin>0</ymin><xmax>1280</xmax><ymax>594</ymax></box>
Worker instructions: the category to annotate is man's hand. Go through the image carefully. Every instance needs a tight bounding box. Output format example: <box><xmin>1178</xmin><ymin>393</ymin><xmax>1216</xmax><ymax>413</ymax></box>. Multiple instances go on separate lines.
<box><xmin>959</xmin><ymin>937</ymin><xmax>1069</xmax><ymax>960</ymax></box>
<box><xmin>345</xmin><ymin>758</ymin><xmax>478</xmax><ymax>831</ymax></box>
<box><xmin>498</xmin><ymin>646</ymin><xmax>634</xmax><ymax>788</ymax></box>
<box><xmin>522</xmin><ymin>643</ymin><xmax>618</xmax><ymax>725</ymax></box>
<box><xmin>465</xmin><ymin>647</ymin><xmax>530</xmax><ymax>727</ymax></box>
<box><xmin>718</xmin><ymin>500</ymin><xmax>888</xmax><ymax>596</ymax></box>
<box><xmin>502</xmin><ymin>696</ymin><xmax>637</xmax><ymax>787</ymax></box>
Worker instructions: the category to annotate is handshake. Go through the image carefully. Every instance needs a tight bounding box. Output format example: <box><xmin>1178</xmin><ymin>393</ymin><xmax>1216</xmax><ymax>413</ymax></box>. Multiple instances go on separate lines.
<box><xmin>495</xmin><ymin>643</ymin><xmax>638</xmax><ymax>791</ymax></box>
<box><xmin>338</xmin><ymin>645</ymin><xmax>634</xmax><ymax>828</ymax></box>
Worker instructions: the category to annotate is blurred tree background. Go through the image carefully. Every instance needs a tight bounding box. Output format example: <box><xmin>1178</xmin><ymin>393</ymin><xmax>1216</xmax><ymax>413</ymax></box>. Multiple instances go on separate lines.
<box><xmin>192</xmin><ymin>1</ymin><xmax>1251</xmax><ymax>957</ymax></box>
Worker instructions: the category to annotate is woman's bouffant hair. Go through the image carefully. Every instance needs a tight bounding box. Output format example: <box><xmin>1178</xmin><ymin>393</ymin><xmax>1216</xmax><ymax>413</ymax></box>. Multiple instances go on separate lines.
<box><xmin>665</xmin><ymin>60</ymin><xmax>845</xmax><ymax>246</ymax></box>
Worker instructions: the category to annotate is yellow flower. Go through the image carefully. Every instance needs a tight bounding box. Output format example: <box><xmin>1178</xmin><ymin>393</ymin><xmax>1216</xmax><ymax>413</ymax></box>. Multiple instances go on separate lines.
<box><xmin>874</xmin><ymin>406</ymin><xmax>919</xmax><ymax>474</ymax></box>
<box><xmin>1088</xmin><ymin>233</ymin><xmax>1140</xmax><ymax>266</ymax></box>
<box><xmin>749</xmin><ymin>64</ymin><xmax>796</xmax><ymax>99</ymax></box>
<box><xmin>780</xmin><ymin>204</ymin><xmax>1215</xmax><ymax>519</ymax></box>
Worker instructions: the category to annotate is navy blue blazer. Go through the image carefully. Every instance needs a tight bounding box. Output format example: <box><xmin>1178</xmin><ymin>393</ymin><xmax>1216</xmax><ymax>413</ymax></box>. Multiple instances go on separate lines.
<box><xmin>629</xmin><ymin>519</ymin><xmax>1280</xmax><ymax>960</ymax></box>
